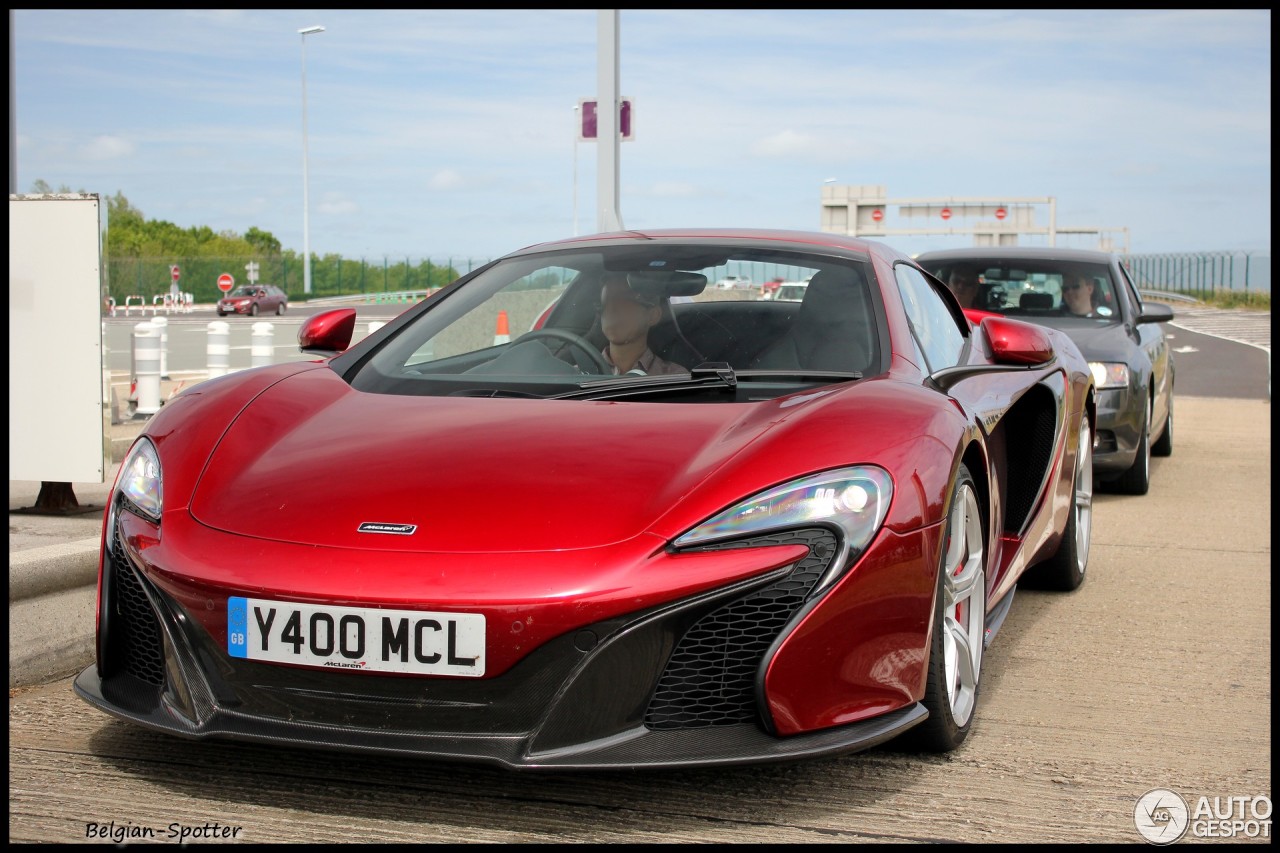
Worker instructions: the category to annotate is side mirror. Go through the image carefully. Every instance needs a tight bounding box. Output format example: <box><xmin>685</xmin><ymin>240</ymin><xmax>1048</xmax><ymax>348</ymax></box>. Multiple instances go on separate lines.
<box><xmin>928</xmin><ymin>316</ymin><xmax>1056</xmax><ymax>393</ymax></box>
<box><xmin>1137</xmin><ymin>302</ymin><xmax>1175</xmax><ymax>325</ymax></box>
<box><xmin>299</xmin><ymin>308</ymin><xmax>357</xmax><ymax>355</ymax></box>
<box><xmin>982</xmin><ymin>316</ymin><xmax>1055</xmax><ymax>366</ymax></box>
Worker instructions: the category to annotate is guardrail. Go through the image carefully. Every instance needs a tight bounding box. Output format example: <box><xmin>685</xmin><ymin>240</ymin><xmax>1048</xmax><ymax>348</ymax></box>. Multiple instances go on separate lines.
<box><xmin>305</xmin><ymin>289</ymin><xmax>438</xmax><ymax>307</ymax></box>
<box><xmin>1139</xmin><ymin>290</ymin><xmax>1201</xmax><ymax>304</ymax></box>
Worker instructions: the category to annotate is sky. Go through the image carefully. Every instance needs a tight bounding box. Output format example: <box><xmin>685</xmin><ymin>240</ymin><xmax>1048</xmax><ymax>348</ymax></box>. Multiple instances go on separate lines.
<box><xmin>11</xmin><ymin>9</ymin><xmax>1272</xmax><ymax>263</ymax></box>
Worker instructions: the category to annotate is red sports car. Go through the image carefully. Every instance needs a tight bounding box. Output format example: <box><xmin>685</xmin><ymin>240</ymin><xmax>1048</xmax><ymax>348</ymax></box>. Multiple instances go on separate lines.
<box><xmin>77</xmin><ymin>229</ymin><xmax>1096</xmax><ymax>770</ymax></box>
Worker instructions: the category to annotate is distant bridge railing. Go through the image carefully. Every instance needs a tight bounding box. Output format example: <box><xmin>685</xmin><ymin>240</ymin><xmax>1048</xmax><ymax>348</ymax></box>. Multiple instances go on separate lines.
<box><xmin>1122</xmin><ymin>251</ymin><xmax>1270</xmax><ymax>301</ymax></box>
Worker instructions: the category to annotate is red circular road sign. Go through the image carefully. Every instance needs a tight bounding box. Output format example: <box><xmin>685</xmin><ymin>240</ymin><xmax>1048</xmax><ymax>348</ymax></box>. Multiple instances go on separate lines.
<box><xmin>995</xmin><ymin>207</ymin><xmax>1007</xmax><ymax>220</ymax></box>
<box><xmin>871</xmin><ymin>208</ymin><xmax>884</xmax><ymax>222</ymax></box>
<box><xmin>171</xmin><ymin>265</ymin><xmax>180</xmax><ymax>282</ymax></box>
<box><xmin>940</xmin><ymin>208</ymin><xmax>952</xmax><ymax>221</ymax></box>
<box><xmin>217</xmin><ymin>273</ymin><xmax>235</xmax><ymax>292</ymax></box>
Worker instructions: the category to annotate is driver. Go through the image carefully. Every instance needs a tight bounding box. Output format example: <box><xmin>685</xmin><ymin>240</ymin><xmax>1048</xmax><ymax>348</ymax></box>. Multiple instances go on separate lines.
<box><xmin>1061</xmin><ymin>272</ymin><xmax>1097</xmax><ymax>316</ymax></box>
<box><xmin>598</xmin><ymin>273</ymin><xmax>687</xmax><ymax>376</ymax></box>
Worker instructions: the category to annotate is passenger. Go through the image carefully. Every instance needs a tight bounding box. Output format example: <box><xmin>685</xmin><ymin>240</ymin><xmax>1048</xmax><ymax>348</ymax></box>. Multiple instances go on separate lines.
<box><xmin>598</xmin><ymin>273</ymin><xmax>687</xmax><ymax>376</ymax></box>
<box><xmin>947</xmin><ymin>268</ymin><xmax>981</xmax><ymax>308</ymax></box>
<box><xmin>1062</xmin><ymin>272</ymin><xmax>1097</xmax><ymax>316</ymax></box>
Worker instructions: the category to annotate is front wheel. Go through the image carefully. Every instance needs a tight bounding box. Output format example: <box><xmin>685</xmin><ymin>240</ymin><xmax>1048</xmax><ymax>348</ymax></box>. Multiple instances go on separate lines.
<box><xmin>249</xmin><ymin>303</ymin><xmax>259</xmax><ymax>317</ymax></box>
<box><xmin>1151</xmin><ymin>393</ymin><xmax>1173</xmax><ymax>457</ymax></box>
<box><xmin>902</xmin><ymin>463</ymin><xmax>985</xmax><ymax>753</ymax></box>
<box><xmin>1114</xmin><ymin>395</ymin><xmax>1152</xmax><ymax>495</ymax></box>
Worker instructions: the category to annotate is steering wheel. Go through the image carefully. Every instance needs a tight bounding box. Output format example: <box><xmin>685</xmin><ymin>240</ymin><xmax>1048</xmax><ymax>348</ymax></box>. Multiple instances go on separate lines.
<box><xmin>512</xmin><ymin>328</ymin><xmax>612</xmax><ymax>374</ymax></box>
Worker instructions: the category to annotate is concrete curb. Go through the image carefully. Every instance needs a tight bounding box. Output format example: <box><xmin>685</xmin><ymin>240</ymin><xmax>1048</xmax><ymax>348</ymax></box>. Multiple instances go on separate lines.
<box><xmin>9</xmin><ymin>538</ymin><xmax>102</xmax><ymax>688</ymax></box>
<box><xmin>9</xmin><ymin>586</ymin><xmax>97</xmax><ymax>689</ymax></box>
<box><xmin>9</xmin><ymin>538</ymin><xmax>102</xmax><ymax>602</ymax></box>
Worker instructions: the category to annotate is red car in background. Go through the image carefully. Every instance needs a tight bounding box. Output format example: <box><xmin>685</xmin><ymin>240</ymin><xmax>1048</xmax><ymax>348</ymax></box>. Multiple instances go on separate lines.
<box><xmin>217</xmin><ymin>284</ymin><xmax>288</xmax><ymax>316</ymax></box>
<box><xmin>79</xmin><ymin>229</ymin><xmax>1095</xmax><ymax>771</ymax></box>
<box><xmin>760</xmin><ymin>276</ymin><xmax>786</xmax><ymax>298</ymax></box>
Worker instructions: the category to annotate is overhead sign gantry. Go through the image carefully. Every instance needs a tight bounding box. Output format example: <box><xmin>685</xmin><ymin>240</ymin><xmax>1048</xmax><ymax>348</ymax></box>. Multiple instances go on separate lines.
<box><xmin>820</xmin><ymin>184</ymin><xmax>1130</xmax><ymax>253</ymax></box>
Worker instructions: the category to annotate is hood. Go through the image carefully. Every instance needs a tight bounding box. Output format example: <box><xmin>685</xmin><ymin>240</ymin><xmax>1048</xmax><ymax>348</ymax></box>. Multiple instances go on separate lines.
<box><xmin>1034</xmin><ymin>320</ymin><xmax>1131</xmax><ymax>363</ymax></box>
<box><xmin>190</xmin><ymin>368</ymin><xmax>806</xmax><ymax>552</ymax></box>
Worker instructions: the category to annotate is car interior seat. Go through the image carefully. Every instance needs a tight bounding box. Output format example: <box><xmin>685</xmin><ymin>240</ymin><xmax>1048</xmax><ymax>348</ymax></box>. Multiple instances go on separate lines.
<box><xmin>648</xmin><ymin>298</ymin><xmax>706</xmax><ymax>368</ymax></box>
<box><xmin>748</xmin><ymin>266</ymin><xmax>873</xmax><ymax>372</ymax></box>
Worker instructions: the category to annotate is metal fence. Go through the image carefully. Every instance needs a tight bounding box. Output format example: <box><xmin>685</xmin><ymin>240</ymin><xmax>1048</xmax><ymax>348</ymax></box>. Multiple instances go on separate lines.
<box><xmin>1121</xmin><ymin>251</ymin><xmax>1270</xmax><ymax>300</ymax></box>
<box><xmin>104</xmin><ymin>250</ymin><xmax>1272</xmax><ymax>305</ymax></box>
<box><xmin>104</xmin><ymin>256</ymin><xmax>495</xmax><ymax>305</ymax></box>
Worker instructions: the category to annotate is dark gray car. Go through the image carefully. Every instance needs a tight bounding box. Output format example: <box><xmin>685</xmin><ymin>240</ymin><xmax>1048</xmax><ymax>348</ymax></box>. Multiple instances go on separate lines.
<box><xmin>916</xmin><ymin>246</ymin><xmax>1174</xmax><ymax>495</ymax></box>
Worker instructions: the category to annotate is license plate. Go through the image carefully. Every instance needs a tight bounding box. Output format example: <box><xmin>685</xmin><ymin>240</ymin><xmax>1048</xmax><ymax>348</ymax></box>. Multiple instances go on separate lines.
<box><xmin>227</xmin><ymin>597</ymin><xmax>485</xmax><ymax>677</ymax></box>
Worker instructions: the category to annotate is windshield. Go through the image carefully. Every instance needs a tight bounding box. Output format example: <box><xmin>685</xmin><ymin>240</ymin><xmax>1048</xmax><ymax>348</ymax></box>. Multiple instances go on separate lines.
<box><xmin>348</xmin><ymin>244</ymin><xmax>882</xmax><ymax>402</ymax></box>
<box><xmin>920</xmin><ymin>258</ymin><xmax>1121</xmax><ymax>323</ymax></box>
<box><xmin>230</xmin><ymin>286</ymin><xmax>259</xmax><ymax>297</ymax></box>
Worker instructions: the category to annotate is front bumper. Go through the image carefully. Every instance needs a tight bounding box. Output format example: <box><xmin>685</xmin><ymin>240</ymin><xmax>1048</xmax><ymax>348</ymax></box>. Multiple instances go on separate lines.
<box><xmin>75</xmin><ymin>512</ymin><xmax>925</xmax><ymax>770</ymax></box>
<box><xmin>1091</xmin><ymin>387</ymin><xmax>1144</xmax><ymax>474</ymax></box>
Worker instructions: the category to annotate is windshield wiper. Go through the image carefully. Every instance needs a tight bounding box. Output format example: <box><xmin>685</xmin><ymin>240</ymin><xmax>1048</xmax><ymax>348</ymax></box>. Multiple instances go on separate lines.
<box><xmin>551</xmin><ymin>363</ymin><xmax>739</xmax><ymax>400</ymax></box>
<box><xmin>550</xmin><ymin>365</ymin><xmax>862</xmax><ymax>401</ymax></box>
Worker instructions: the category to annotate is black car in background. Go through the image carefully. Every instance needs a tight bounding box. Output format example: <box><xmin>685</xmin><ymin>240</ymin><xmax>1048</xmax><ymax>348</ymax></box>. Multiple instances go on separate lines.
<box><xmin>916</xmin><ymin>246</ymin><xmax>1174</xmax><ymax>495</ymax></box>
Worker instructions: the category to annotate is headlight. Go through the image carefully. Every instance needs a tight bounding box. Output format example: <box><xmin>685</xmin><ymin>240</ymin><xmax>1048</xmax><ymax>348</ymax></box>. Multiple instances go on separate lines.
<box><xmin>116</xmin><ymin>437</ymin><xmax>163</xmax><ymax>522</ymax></box>
<box><xmin>1089</xmin><ymin>361</ymin><xmax>1130</xmax><ymax>390</ymax></box>
<box><xmin>675</xmin><ymin>466</ymin><xmax>893</xmax><ymax>561</ymax></box>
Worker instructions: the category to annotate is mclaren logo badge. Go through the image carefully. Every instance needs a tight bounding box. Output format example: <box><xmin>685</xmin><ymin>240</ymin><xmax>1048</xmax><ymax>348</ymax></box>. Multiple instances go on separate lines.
<box><xmin>358</xmin><ymin>522</ymin><xmax>418</xmax><ymax>535</ymax></box>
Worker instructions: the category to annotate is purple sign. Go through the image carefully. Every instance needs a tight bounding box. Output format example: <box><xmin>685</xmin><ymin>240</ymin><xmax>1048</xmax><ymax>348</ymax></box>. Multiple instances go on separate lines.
<box><xmin>580</xmin><ymin>99</ymin><xmax>632</xmax><ymax>140</ymax></box>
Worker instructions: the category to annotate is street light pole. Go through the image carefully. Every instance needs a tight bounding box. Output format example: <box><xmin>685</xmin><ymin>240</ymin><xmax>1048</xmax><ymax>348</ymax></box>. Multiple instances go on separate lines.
<box><xmin>572</xmin><ymin>104</ymin><xmax>579</xmax><ymax>236</ymax></box>
<box><xmin>299</xmin><ymin>25</ymin><xmax>324</xmax><ymax>296</ymax></box>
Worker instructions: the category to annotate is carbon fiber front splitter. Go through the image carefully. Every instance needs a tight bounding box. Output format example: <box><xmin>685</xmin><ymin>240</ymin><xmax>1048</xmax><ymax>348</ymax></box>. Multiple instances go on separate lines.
<box><xmin>73</xmin><ymin>665</ymin><xmax>925</xmax><ymax>770</ymax></box>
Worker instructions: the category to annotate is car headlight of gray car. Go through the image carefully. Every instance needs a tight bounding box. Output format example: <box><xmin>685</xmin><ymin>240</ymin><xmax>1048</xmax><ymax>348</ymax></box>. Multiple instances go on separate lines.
<box><xmin>1089</xmin><ymin>361</ymin><xmax>1130</xmax><ymax>390</ymax></box>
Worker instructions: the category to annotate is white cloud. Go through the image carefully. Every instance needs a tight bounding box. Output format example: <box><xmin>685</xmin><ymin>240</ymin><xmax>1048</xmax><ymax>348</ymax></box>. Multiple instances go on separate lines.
<box><xmin>81</xmin><ymin>135</ymin><xmax>135</xmax><ymax>161</ymax></box>
<box><xmin>317</xmin><ymin>194</ymin><xmax>358</xmax><ymax>215</ymax></box>
<box><xmin>749</xmin><ymin>131</ymin><xmax>820</xmax><ymax>158</ymax></box>
<box><xmin>427</xmin><ymin>170</ymin><xmax>466</xmax><ymax>191</ymax></box>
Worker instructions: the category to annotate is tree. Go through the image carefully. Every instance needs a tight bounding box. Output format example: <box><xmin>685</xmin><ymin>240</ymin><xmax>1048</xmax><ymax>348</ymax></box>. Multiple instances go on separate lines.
<box><xmin>245</xmin><ymin>226</ymin><xmax>282</xmax><ymax>255</ymax></box>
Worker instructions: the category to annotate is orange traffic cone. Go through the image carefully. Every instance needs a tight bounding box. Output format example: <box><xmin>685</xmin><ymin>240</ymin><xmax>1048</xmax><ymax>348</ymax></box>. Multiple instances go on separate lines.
<box><xmin>493</xmin><ymin>310</ymin><xmax>511</xmax><ymax>345</ymax></box>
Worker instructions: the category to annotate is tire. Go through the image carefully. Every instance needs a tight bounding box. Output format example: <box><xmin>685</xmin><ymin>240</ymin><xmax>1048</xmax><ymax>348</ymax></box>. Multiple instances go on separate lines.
<box><xmin>1027</xmin><ymin>416</ymin><xmax>1093</xmax><ymax>591</ymax></box>
<box><xmin>216</xmin><ymin>311</ymin><xmax>226</xmax><ymax>317</ymax></box>
<box><xmin>1114</xmin><ymin>394</ymin><xmax>1152</xmax><ymax>495</ymax></box>
<box><xmin>1151</xmin><ymin>393</ymin><xmax>1173</xmax><ymax>457</ymax></box>
<box><xmin>249</xmin><ymin>303</ymin><xmax>259</xmax><ymax>317</ymax></box>
<box><xmin>276</xmin><ymin>302</ymin><xmax>286</xmax><ymax>316</ymax></box>
<box><xmin>902</xmin><ymin>463</ymin><xmax>985</xmax><ymax>753</ymax></box>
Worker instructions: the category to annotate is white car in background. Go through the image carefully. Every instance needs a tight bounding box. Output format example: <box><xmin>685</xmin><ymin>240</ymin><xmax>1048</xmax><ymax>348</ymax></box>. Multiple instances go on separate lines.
<box><xmin>773</xmin><ymin>281</ymin><xmax>810</xmax><ymax>302</ymax></box>
<box><xmin>715</xmin><ymin>275</ymin><xmax>753</xmax><ymax>290</ymax></box>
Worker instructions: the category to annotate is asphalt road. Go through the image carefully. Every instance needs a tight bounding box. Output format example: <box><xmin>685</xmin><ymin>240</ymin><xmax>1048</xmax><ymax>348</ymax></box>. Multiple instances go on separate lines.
<box><xmin>1163</xmin><ymin>324</ymin><xmax>1269</xmax><ymax>400</ymax></box>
